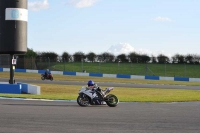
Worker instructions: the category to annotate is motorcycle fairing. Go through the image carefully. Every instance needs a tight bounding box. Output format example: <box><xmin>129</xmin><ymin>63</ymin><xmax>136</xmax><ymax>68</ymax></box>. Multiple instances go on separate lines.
<box><xmin>79</xmin><ymin>87</ymin><xmax>98</xmax><ymax>99</ymax></box>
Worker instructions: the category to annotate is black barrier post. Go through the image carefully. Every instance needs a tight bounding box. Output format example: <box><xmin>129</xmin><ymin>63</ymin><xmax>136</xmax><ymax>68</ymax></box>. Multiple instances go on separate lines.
<box><xmin>9</xmin><ymin>54</ymin><xmax>15</xmax><ymax>84</ymax></box>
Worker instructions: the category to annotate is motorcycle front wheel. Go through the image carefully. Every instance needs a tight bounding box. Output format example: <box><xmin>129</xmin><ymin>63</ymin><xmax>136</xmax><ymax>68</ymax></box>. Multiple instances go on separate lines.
<box><xmin>41</xmin><ymin>76</ymin><xmax>45</xmax><ymax>80</ymax></box>
<box><xmin>105</xmin><ymin>94</ymin><xmax>119</xmax><ymax>107</ymax></box>
<box><xmin>77</xmin><ymin>96</ymin><xmax>90</xmax><ymax>107</ymax></box>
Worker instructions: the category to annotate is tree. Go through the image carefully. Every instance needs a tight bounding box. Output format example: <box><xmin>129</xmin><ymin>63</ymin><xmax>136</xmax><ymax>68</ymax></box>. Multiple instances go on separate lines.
<box><xmin>185</xmin><ymin>54</ymin><xmax>194</xmax><ymax>64</ymax></box>
<box><xmin>151</xmin><ymin>56</ymin><xmax>157</xmax><ymax>63</ymax></box>
<box><xmin>86</xmin><ymin>52</ymin><xmax>96</xmax><ymax>62</ymax></box>
<box><xmin>73</xmin><ymin>51</ymin><xmax>85</xmax><ymax>62</ymax></box>
<box><xmin>157</xmin><ymin>54</ymin><xmax>169</xmax><ymax>64</ymax></box>
<box><xmin>172</xmin><ymin>54</ymin><xmax>185</xmax><ymax>64</ymax></box>
<box><xmin>98</xmin><ymin>52</ymin><xmax>115</xmax><ymax>62</ymax></box>
<box><xmin>40</xmin><ymin>52</ymin><xmax>58</xmax><ymax>62</ymax></box>
<box><xmin>17</xmin><ymin>48</ymin><xmax>37</xmax><ymax>69</ymax></box>
<box><xmin>116</xmin><ymin>54</ymin><xmax>128</xmax><ymax>62</ymax></box>
<box><xmin>62</xmin><ymin>52</ymin><xmax>70</xmax><ymax>62</ymax></box>
<box><xmin>24</xmin><ymin>48</ymin><xmax>37</xmax><ymax>58</ymax></box>
<box><xmin>128</xmin><ymin>52</ymin><xmax>139</xmax><ymax>63</ymax></box>
<box><xmin>193</xmin><ymin>54</ymin><xmax>200</xmax><ymax>64</ymax></box>
<box><xmin>140</xmin><ymin>54</ymin><xmax>151</xmax><ymax>63</ymax></box>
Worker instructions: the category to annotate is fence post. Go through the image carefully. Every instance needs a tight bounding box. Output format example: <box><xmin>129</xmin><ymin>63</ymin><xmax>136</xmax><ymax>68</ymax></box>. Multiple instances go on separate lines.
<box><xmin>165</xmin><ymin>61</ymin><xmax>166</xmax><ymax>77</ymax></box>
<box><xmin>81</xmin><ymin>58</ymin><xmax>83</xmax><ymax>72</ymax></box>
<box><xmin>48</xmin><ymin>57</ymin><xmax>50</xmax><ymax>69</ymax></box>
<box><xmin>99</xmin><ymin>61</ymin><xmax>101</xmax><ymax>73</ymax></box>
<box><xmin>31</xmin><ymin>56</ymin><xmax>33</xmax><ymax>69</ymax></box>
<box><xmin>184</xmin><ymin>63</ymin><xmax>186</xmax><ymax>77</ymax></box>
<box><xmin>63</xmin><ymin>58</ymin><xmax>66</xmax><ymax>71</ymax></box>
<box><xmin>118</xmin><ymin>60</ymin><xmax>120</xmax><ymax>74</ymax></box>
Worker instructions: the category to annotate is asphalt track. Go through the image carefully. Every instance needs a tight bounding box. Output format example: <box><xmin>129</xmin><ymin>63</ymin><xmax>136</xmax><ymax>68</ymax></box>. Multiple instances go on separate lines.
<box><xmin>0</xmin><ymin>99</ymin><xmax>200</xmax><ymax>133</ymax></box>
<box><xmin>0</xmin><ymin>77</ymin><xmax>200</xmax><ymax>90</ymax></box>
<box><xmin>1</xmin><ymin>78</ymin><xmax>200</xmax><ymax>133</ymax></box>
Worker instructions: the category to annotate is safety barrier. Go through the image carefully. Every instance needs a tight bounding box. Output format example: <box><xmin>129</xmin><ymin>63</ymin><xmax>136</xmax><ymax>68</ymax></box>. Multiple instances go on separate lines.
<box><xmin>0</xmin><ymin>67</ymin><xmax>199</xmax><ymax>82</ymax></box>
<box><xmin>0</xmin><ymin>82</ymin><xmax>40</xmax><ymax>95</ymax></box>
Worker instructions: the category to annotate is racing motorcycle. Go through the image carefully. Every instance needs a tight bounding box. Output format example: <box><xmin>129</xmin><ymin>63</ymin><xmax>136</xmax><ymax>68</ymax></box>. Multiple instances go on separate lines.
<box><xmin>77</xmin><ymin>84</ymin><xmax>119</xmax><ymax>107</ymax></box>
<box><xmin>41</xmin><ymin>73</ymin><xmax>53</xmax><ymax>81</ymax></box>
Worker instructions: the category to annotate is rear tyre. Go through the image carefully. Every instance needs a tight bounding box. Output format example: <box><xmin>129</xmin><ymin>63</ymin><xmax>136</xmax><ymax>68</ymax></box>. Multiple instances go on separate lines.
<box><xmin>105</xmin><ymin>94</ymin><xmax>119</xmax><ymax>107</ymax></box>
<box><xmin>77</xmin><ymin>96</ymin><xmax>90</xmax><ymax>107</ymax></box>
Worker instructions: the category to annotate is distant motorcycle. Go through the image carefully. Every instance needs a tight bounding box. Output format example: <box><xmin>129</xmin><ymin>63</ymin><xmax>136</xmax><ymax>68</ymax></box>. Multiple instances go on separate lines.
<box><xmin>41</xmin><ymin>73</ymin><xmax>53</xmax><ymax>81</ymax></box>
<box><xmin>77</xmin><ymin>84</ymin><xmax>119</xmax><ymax>107</ymax></box>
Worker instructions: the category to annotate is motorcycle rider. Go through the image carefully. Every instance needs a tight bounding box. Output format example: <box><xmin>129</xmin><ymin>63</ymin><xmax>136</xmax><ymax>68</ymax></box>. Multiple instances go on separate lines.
<box><xmin>87</xmin><ymin>80</ymin><xmax>105</xmax><ymax>105</ymax></box>
<box><xmin>44</xmin><ymin>69</ymin><xmax>51</xmax><ymax>78</ymax></box>
<box><xmin>87</xmin><ymin>80</ymin><xmax>102</xmax><ymax>93</ymax></box>
<box><xmin>87</xmin><ymin>80</ymin><xmax>95</xmax><ymax>89</ymax></box>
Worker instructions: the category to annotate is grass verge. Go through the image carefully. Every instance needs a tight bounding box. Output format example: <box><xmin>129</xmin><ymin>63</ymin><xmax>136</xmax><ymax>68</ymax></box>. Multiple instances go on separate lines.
<box><xmin>1</xmin><ymin>72</ymin><xmax>200</xmax><ymax>86</ymax></box>
<box><xmin>1</xmin><ymin>84</ymin><xmax>200</xmax><ymax>102</ymax></box>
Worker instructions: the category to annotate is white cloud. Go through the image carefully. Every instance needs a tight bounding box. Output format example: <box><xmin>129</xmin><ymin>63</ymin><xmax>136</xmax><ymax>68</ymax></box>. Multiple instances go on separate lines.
<box><xmin>107</xmin><ymin>43</ymin><xmax>172</xmax><ymax>57</ymax></box>
<box><xmin>28</xmin><ymin>0</ymin><xmax>49</xmax><ymax>11</ymax></box>
<box><xmin>107</xmin><ymin>43</ymin><xmax>135</xmax><ymax>55</ymax></box>
<box><xmin>67</xmin><ymin>0</ymin><xmax>99</xmax><ymax>8</ymax></box>
<box><xmin>152</xmin><ymin>16</ymin><xmax>172</xmax><ymax>22</ymax></box>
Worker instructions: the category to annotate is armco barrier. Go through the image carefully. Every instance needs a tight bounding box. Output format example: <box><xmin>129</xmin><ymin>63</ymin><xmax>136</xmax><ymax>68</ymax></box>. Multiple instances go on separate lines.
<box><xmin>131</xmin><ymin>75</ymin><xmax>145</xmax><ymax>79</ymax></box>
<box><xmin>145</xmin><ymin>76</ymin><xmax>160</xmax><ymax>80</ymax></box>
<box><xmin>38</xmin><ymin>70</ymin><xmax>45</xmax><ymax>74</ymax></box>
<box><xmin>89</xmin><ymin>73</ymin><xmax>103</xmax><ymax>77</ymax></box>
<box><xmin>0</xmin><ymin>68</ymin><xmax>199</xmax><ymax>82</ymax></box>
<box><xmin>117</xmin><ymin>74</ymin><xmax>131</xmax><ymax>79</ymax></box>
<box><xmin>15</xmin><ymin>69</ymin><xmax>26</xmax><ymax>73</ymax></box>
<box><xmin>63</xmin><ymin>71</ymin><xmax>76</xmax><ymax>76</ymax></box>
<box><xmin>174</xmin><ymin>77</ymin><xmax>189</xmax><ymax>82</ymax></box>
<box><xmin>190</xmin><ymin>78</ymin><xmax>200</xmax><ymax>82</ymax></box>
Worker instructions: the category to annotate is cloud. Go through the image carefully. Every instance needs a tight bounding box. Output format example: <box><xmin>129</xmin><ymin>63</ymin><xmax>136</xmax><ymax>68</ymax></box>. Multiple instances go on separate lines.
<box><xmin>152</xmin><ymin>16</ymin><xmax>172</xmax><ymax>22</ymax></box>
<box><xmin>107</xmin><ymin>43</ymin><xmax>135</xmax><ymax>55</ymax></box>
<box><xmin>136</xmin><ymin>48</ymin><xmax>172</xmax><ymax>57</ymax></box>
<box><xmin>107</xmin><ymin>43</ymin><xmax>172</xmax><ymax>57</ymax></box>
<box><xmin>28</xmin><ymin>0</ymin><xmax>49</xmax><ymax>11</ymax></box>
<box><xmin>67</xmin><ymin>0</ymin><xmax>99</xmax><ymax>8</ymax></box>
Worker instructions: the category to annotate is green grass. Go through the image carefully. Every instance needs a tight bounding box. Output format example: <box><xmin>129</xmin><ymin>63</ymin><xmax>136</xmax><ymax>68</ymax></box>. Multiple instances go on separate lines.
<box><xmin>1</xmin><ymin>72</ymin><xmax>200</xmax><ymax>102</ymax></box>
<box><xmin>36</xmin><ymin>62</ymin><xmax>200</xmax><ymax>78</ymax></box>
<box><xmin>1</xmin><ymin>84</ymin><xmax>200</xmax><ymax>102</ymax></box>
<box><xmin>1</xmin><ymin>72</ymin><xmax>200</xmax><ymax>86</ymax></box>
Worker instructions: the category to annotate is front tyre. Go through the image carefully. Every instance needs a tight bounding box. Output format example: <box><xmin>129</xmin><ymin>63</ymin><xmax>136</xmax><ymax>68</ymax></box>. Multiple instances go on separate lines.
<box><xmin>41</xmin><ymin>76</ymin><xmax>45</xmax><ymax>80</ymax></box>
<box><xmin>77</xmin><ymin>96</ymin><xmax>90</xmax><ymax>107</ymax></box>
<box><xmin>50</xmin><ymin>77</ymin><xmax>53</xmax><ymax>81</ymax></box>
<box><xmin>105</xmin><ymin>94</ymin><xmax>119</xmax><ymax>107</ymax></box>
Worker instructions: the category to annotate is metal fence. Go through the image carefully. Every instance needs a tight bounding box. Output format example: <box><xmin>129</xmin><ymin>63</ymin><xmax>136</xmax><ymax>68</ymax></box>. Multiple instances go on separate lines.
<box><xmin>0</xmin><ymin>56</ymin><xmax>200</xmax><ymax>78</ymax></box>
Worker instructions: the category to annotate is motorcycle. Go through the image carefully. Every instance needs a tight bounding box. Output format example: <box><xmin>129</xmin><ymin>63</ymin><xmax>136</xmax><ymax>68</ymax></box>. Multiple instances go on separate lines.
<box><xmin>41</xmin><ymin>73</ymin><xmax>53</xmax><ymax>81</ymax></box>
<box><xmin>77</xmin><ymin>84</ymin><xmax>119</xmax><ymax>107</ymax></box>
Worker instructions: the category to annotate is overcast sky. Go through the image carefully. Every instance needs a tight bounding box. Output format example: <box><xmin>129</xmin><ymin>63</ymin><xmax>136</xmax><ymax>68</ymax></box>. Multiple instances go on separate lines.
<box><xmin>28</xmin><ymin>0</ymin><xmax>200</xmax><ymax>56</ymax></box>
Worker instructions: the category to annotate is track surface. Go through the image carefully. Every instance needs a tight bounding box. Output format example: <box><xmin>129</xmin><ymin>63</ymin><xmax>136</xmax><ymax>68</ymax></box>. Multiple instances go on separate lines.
<box><xmin>1</xmin><ymin>78</ymin><xmax>200</xmax><ymax>133</ymax></box>
<box><xmin>0</xmin><ymin>99</ymin><xmax>200</xmax><ymax>133</ymax></box>
<box><xmin>0</xmin><ymin>78</ymin><xmax>199</xmax><ymax>90</ymax></box>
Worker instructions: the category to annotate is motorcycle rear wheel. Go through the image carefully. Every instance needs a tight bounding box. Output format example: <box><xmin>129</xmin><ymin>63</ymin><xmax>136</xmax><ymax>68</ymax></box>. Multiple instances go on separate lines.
<box><xmin>105</xmin><ymin>94</ymin><xmax>119</xmax><ymax>107</ymax></box>
<box><xmin>77</xmin><ymin>96</ymin><xmax>90</xmax><ymax>107</ymax></box>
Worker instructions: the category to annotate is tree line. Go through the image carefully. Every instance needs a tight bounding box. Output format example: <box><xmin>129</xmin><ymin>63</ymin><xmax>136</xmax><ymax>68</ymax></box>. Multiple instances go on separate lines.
<box><xmin>24</xmin><ymin>48</ymin><xmax>200</xmax><ymax>64</ymax></box>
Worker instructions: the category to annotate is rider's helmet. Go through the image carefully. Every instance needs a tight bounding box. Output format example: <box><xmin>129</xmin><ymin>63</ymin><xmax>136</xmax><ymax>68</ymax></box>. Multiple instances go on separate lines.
<box><xmin>87</xmin><ymin>80</ymin><xmax>95</xmax><ymax>87</ymax></box>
